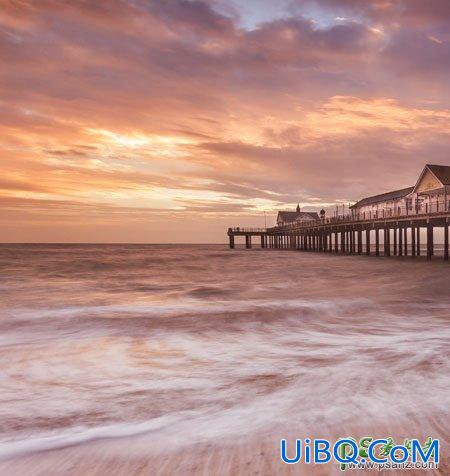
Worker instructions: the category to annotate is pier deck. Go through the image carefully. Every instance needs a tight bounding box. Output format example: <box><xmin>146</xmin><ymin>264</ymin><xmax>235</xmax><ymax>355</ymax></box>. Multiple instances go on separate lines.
<box><xmin>227</xmin><ymin>210</ymin><xmax>450</xmax><ymax>261</ymax></box>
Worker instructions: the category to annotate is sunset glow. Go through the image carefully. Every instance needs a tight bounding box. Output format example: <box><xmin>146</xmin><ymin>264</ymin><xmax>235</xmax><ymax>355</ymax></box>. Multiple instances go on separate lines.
<box><xmin>1</xmin><ymin>0</ymin><xmax>450</xmax><ymax>242</ymax></box>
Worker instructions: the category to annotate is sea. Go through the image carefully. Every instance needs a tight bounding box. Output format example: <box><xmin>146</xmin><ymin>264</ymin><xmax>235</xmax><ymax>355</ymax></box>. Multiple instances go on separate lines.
<box><xmin>0</xmin><ymin>244</ymin><xmax>449</xmax><ymax>475</ymax></box>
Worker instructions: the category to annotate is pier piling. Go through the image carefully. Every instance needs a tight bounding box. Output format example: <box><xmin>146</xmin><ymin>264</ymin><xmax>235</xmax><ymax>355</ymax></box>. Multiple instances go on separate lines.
<box><xmin>445</xmin><ymin>220</ymin><xmax>449</xmax><ymax>261</ymax></box>
<box><xmin>227</xmin><ymin>208</ymin><xmax>449</xmax><ymax>261</ymax></box>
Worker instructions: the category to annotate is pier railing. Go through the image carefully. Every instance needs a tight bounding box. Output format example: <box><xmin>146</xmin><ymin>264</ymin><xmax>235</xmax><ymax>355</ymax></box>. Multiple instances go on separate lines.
<box><xmin>270</xmin><ymin>201</ymin><xmax>450</xmax><ymax>232</ymax></box>
<box><xmin>229</xmin><ymin>201</ymin><xmax>450</xmax><ymax>236</ymax></box>
<box><xmin>228</xmin><ymin>227</ymin><xmax>267</xmax><ymax>233</ymax></box>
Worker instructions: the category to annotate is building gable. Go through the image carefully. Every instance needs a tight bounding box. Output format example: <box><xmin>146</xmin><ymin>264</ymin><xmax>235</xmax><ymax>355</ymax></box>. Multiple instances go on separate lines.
<box><xmin>413</xmin><ymin>165</ymin><xmax>445</xmax><ymax>194</ymax></box>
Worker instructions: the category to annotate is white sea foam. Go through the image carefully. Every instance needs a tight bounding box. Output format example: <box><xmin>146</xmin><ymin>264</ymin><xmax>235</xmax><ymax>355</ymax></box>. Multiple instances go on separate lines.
<box><xmin>0</xmin><ymin>244</ymin><xmax>449</xmax><ymax>472</ymax></box>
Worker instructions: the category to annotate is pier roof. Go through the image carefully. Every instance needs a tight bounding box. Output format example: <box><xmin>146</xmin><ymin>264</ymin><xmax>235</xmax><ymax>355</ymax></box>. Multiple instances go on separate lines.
<box><xmin>277</xmin><ymin>211</ymin><xmax>319</xmax><ymax>221</ymax></box>
<box><xmin>350</xmin><ymin>187</ymin><xmax>414</xmax><ymax>209</ymax></box>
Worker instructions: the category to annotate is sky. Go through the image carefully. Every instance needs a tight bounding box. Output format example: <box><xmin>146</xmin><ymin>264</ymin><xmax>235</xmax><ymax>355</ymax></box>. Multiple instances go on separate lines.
<box><xmin>1</xmin><ymin>0</ymin><xmax>450</xmax><ymax>243</ymax></box>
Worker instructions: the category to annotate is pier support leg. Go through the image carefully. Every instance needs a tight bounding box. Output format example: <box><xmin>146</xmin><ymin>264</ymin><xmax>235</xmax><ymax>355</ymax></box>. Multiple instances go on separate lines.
<box><xmin>445</xmin><ymin>221</ymin><xmax>449</xmax><ymax>261</ymax></box>
<box><xmin>399</xmin><ymin>227</ymin><xmax>403</xmax><ymax>256</ymax></box>
<box><xmin>358</xmin><ymin>230</ymin><xmax>362</xmax><ymax>254</ymax></box>
<box><xmin>384</xmin><ymin>228</ymin><xmax>390</xmax><ymax>256</ymax></box>
<box><xmin>341</xmin><ymin>231</ymin><xmax>345</xmax><ymax>253</ymax></box>
<box><xmin>334</xmin><ymin>232</ymin><xmax>338</xmax><ymax>253</ymax></box>
<box><xmin>427</xmin><ymin>223</ymin><xmax>433</xmax><ymax>260</ymax></box>
<box><xmin>404</xmin><ymin>227</ymin><xmax>408</xmax><ymax>256</ymax></box>
<box><xmin>245</xmin><ymin>235</ymin><xmax>251</xmax><ymax>249</ymax></box>
<box><xmin>411</xmin><ymin>226</ymin><xmax>416</xmax><ymax>257</ymax></box>
<box><xmin>374</xmin><ymin>229</ymin><xmax>379</xmax><ymax>256</ymax></box>
<box><xmin>387</xmin><ymin>228</ymin><xmax>391</xmax><ymax>256</ymax></box>
<box><xmin>229</xmin><ymin>235</ymin><xmax>235</xmax><ymax>249</ymax></box>
<box><xmin>416</xmin><ymin>227</ymin><xmax>420</xmax><ymax>256</ymax></box>
<box><xmin>393</xmin><ymin>227</ymin><xmax>397</xmax><ymax>256</ymax></box>
<box><xmin>366</xmin><ymin>229</ymin><xmax>370</xmax><ymax>255</ymax></box>
<box><xmin>261</xmin><ymin>235</ymin><xmax>265</xmax><ymax>249</ymax></box>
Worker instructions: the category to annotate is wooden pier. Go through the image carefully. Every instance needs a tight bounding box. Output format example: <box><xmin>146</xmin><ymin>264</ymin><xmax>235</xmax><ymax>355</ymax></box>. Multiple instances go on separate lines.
<box><xmin>227</xmin><ymin>211</ymin><xmax>450</xmax><ymax>261</ymax></box>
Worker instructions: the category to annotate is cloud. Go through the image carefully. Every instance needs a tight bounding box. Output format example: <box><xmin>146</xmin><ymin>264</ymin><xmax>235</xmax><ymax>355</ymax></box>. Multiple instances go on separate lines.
<box><xmin>0</xmin><ymin>0</ymin><xmax>449</xmax><ymax>241</ymax></box>
<box><xmin>307</xmin><ymin>0</ymin><xmax>450</xmax><ymax>26</ymax></box>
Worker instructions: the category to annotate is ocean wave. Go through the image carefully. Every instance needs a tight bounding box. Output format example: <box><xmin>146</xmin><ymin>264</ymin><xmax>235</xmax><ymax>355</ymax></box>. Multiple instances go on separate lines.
<box><xmin>0</xmin><ymin>412</ymin><xmax>195</xmax><ymax>460</ymax></box>
<box><xmin>3</xmin><ymin>297</ymin><xmax>374</xmax><ymax>322</ymax></box>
